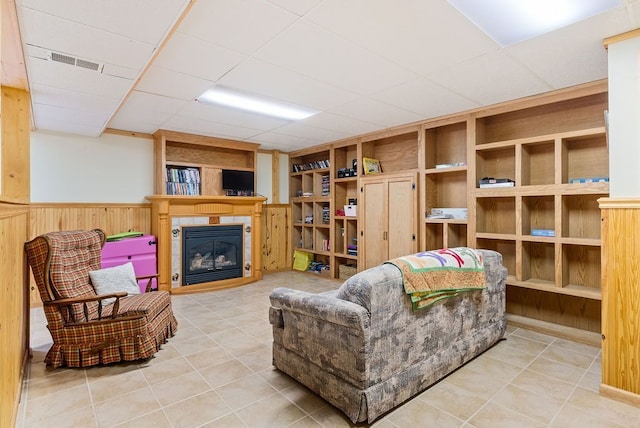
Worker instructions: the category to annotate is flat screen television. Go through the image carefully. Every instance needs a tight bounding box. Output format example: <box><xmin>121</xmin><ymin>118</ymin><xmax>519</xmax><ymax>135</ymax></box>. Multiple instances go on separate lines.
<box><xmin>222</xmin><ymin>169</ymin><xmax>255</xmax><ymax>195</ymax></box>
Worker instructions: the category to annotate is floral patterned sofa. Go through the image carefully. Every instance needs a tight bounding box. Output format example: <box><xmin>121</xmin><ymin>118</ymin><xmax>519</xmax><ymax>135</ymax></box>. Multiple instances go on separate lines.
<box><xmin>269</xmin><ymin>249</ymin><xmax>507</xmax><ymax>423</ymax></box>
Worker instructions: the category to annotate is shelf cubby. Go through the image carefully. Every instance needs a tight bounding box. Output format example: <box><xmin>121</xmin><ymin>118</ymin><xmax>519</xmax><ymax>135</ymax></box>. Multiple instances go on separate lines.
<box><xmin>476</xmin><ymin>92</ymin><xmax>607</xmax><ymax>143</ymax></box>
<box><xmin>425</xmin><ymin>221</ymin><xmax>467</xmax><ymax>250</ymax></box>
<box><xmin>361</xmin><ymin>129</ymin><xmax>419</xmax><ymax>174</ymax></box>
<box><xmin>521</xmin><ymin>241</ymin><xmax>555</xmax><ymax>284</ymax></box>
<box><xmin>561</xmin><ymin>244</ymin><xmax>601</xmax><ymax>291</ymax></box>
<box><xmin>314</xmin><ymin>227</ymin><xmax>331</xmax><ymax>253</ymax></box>
<box><xmin>476</xmin><ymin>238</ymin><xmax>516</xmax><ymax>274</ymax></box>
<box><xmin>425</xmin><ymin>170</ymin><xmax>467</xmax><ymax>214</ymax></box>
<box><xmin>561</xmin><ymin>194</ymin><xmax>604</xmax><ymax>240</ymax></box>
<box><xmin>520</xmin><ymin>140</ymin><xmax>555</xmax><ymax>186</ymax></box>
<box><xmin>334</xmin><ymin>142</ymin><xmax>358</xmax><ymax>178</ymax></box>
<box><xmin>522</xmin><ymin>195</ymin><xmax>555</xmax><ymax>236</ymax></box>
<box><xmin>424</xmin><ymin>121</ymin><xmax>467</xmax><ymax>170</ymax></box>
<box><xmin>475</xmin><ymin>146</ymin><xmax>516</xmax><ymax>186</ymax></box>
<box><xmin>476</xmin><ymin>197</ymin><xmax>516</xmax><ymax>235</ymax></box>
<box><xmin>561</xmin><ymin>131</ymin><xmax>609</xmax><ymax>184</ymax></box>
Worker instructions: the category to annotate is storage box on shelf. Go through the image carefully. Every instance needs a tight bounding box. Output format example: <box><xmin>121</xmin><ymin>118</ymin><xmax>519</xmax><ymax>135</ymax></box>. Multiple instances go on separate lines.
<box><xmin>153</xmin><ymin>130</ymin><xmax>257</xmax><ymax>196</ymax></box>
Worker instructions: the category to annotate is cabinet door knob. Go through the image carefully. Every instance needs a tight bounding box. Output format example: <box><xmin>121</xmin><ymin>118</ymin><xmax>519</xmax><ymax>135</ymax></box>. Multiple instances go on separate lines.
<box><xmin>149</xmin><ymin>240</ymin><xmax>156</xmax><ymax>246</ymax></box>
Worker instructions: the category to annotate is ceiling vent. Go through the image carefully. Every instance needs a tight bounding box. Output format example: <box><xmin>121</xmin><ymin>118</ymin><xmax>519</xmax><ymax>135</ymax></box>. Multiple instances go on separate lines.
<box><xmin>47</xmin><ymin>51</ymin><xmax>104</xmax><ymax>73</ymax></box>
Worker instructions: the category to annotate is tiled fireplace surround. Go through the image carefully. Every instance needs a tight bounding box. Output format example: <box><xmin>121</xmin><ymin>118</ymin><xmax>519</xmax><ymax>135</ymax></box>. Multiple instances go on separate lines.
<box><xmin>171</xmin><ymin>216</ymin><xmax>253</xmax><ymax>288</ymax></box>
<box><xmin>147</xmin><ymin>196</ymin><xmax>266</xmax><ymax>294</ymax></box>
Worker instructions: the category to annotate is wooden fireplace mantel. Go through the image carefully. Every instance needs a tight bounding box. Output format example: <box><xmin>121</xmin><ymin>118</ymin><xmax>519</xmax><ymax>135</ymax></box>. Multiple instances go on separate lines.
<box><xmin>146</xmin><ymin>195</ymin><xmax>267</xmax><ymax>294</ymax></box>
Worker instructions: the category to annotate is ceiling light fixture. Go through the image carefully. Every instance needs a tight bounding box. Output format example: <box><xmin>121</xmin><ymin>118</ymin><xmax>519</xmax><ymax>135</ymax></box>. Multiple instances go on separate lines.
<box><xmin>197</xmin><ymin>86</ymin><xmax>319</xmax><ymax>120</ymax></box>
<box><xmin>448</xmin><ymin>0</ymin><xmax>621</xmax><ymax>47</ymax></box>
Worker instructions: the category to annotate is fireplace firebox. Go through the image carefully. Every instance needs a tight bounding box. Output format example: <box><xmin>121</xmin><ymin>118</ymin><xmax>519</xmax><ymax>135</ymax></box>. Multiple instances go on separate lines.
<box><xmin>182</xmin><ymin>225</ymin><xmax>243</xmax><ymax>285</ymax></box>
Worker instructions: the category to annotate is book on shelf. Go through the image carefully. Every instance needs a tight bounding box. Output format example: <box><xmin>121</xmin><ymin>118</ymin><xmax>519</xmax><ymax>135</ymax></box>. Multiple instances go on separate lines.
<box><xmin>569</xmin><ymin>177</ymin><xmax>609</xmax><ymax>184</ymax></box>
<box><xmin>531</xmin><ymin>229</ymin><xmax>555</xmax><ymax>237</ymax></box>
<box><xmin>292</xmin><ymin>159</ymin><xmax>330</xmax><ymax>172</ymax></box>
<box><xmin>166</xmin><ymin>166</ymin><xmax>201</xmax><ymax>195</ymax></box>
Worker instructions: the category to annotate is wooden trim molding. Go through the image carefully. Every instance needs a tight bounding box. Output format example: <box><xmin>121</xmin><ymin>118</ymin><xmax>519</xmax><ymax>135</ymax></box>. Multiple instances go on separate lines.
<box><xmin>598</xmin><ymin>197</ymin><xmax>640</xmax><ymax>209</ymax></box>
<box><xmin>603</xmin><ymin>28</ymin><xmax>640</xmax><ymax>49</ymax></box>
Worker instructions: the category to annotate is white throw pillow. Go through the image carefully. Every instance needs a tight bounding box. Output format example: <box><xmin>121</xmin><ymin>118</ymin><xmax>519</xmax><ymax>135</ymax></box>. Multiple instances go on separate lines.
<box><xmin>89</xmin><ymin>262</ymin><xmax>140</xmax><ymax>305</ymax></box>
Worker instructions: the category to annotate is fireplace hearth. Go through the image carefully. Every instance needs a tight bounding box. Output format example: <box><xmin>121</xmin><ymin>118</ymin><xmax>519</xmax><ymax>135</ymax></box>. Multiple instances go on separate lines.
<box><xmin>182</xmin><ymin>225</ymin><xmax>243</xmax><ymax>285</ymax></box>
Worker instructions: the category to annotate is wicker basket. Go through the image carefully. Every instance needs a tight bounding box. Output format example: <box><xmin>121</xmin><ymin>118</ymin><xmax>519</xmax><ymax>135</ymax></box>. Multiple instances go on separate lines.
<box><xmin>339</xmin><ymin>264</ymin><xmax>357</xmax><ymax>280</ymax></box>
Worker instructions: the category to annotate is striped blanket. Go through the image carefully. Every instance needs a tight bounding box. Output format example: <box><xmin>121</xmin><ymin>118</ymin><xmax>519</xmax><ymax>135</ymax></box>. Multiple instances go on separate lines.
<box><xmin>384</xmin><ymin>247</ymin><xmax>486</xmax><ymax>310</ymax></box>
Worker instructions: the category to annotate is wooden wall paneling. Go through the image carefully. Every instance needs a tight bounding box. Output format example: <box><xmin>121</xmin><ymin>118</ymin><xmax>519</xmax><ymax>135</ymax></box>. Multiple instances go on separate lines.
<box><xmin>261</xmin><ymin>204</ymin><xmax>291</xmax><ymax>271</ymax></box>
<box><xmin>600</xmin><ymin>199</ymin><xmax>640</xmax><ymax>403</ymax></box>
<box><xmin>0</xmin><ymin>204</ymin><xmax>29</xmax><ymax>428</ymax></box>
<box><xmin>28</xmin><ymin>203</ymin><xmax>151</xmax><ymax>304</ymax></box>
<box><xmin>1</xmin><ymin>87</ymin><xmax>30</xmax><ymax>203</ymax></box>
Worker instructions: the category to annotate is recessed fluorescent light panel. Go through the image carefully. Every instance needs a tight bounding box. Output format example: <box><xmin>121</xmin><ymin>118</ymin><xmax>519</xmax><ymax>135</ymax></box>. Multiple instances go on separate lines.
<box><xmin>448</xmin><ymin>0</ymin><xmax>621</xmax><ymax>47</ymax></box>
<box><xmin>197</xmin><ymin>86</ymin><xmax>319</xmax><ymax>120</ymax></box>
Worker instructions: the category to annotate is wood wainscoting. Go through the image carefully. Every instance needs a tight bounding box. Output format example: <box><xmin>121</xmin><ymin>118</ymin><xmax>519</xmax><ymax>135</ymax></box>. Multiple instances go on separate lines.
<box><xmin>599</xmin><ymin>198</ymin><xmax>640</xmax><ymax>406</ymax></box>
<box><xmin>28</xmin><ymin>202</ymin><xmax>151</xmax><ymax>305</ymax></box>
<box><xmin>261</xmin><ymin>204</ymin><xmax>291</xmax><ymax>272</ymax></box>
<box><xmin>0</xmin><ymin>203</ymin><xmax>29</xmax><ymax>428</ymax></box>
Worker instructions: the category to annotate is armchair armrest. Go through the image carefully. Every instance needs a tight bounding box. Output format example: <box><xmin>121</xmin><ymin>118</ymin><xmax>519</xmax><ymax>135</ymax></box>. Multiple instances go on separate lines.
<box><xmin>44</xmin><ymin>292</ymin><xmax>141</xmax><ymax>323</ymax></box>
<box><xmin>136</xmin><ymin>274</ymin><xmax>158</xmax><ymax>292</ymax></box>
<box><xmin>269</xmin><ymin>287</ymin><xmax>370</xmax><ymax>331</ymax></box>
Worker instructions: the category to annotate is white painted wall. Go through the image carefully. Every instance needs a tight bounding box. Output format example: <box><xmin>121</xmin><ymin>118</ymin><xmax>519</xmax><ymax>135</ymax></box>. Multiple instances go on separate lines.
<box><xmin>30</xmin><ymin>131</ymin><xmax>284</xmax><ymax>204</ymax></box>
<box><xmin>31</xmin><ymin>131</ymin><xmax>154</xmax><ymax>203</ymax></box>
<box><xmin>257</xmin><ymin>152</ymin><xmax>273</xmax><ymax>203</ymax></box>
<box><xmin>279</xmin><ymin>152</ymin><xmax>289</xmax><ymax>204</ymax></box>
<box><xmin>607</xmin><ymin>36</ymin><xmax>640</xmax><ymax>197</ymax></box>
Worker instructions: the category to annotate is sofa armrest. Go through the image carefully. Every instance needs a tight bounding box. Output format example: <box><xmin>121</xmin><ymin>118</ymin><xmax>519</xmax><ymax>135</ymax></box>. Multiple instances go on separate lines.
<box><xmin>269</xmin><ymin>287</ymin><xmax>370</xmax><ymax>331</ymax></box>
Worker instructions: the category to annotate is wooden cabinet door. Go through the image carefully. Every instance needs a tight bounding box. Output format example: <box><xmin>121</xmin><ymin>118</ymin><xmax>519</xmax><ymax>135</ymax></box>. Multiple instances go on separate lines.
<box><xmin>361</xmin><ymin>173</ymin><xmax>417</xmax><ymax>269</ymax></box>
<box><xmin>387</xmin><ymin>175</ymin><xmax>417</xmax><ymax>259</ymax></box>
<box><xmin>362</xmin><ymin>179</ymin><xmax>386</xmax><ymax>269</ymax></box>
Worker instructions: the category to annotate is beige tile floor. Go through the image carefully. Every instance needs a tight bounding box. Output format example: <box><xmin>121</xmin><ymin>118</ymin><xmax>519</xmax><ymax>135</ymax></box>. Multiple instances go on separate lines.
<box><xmin>16</xmin><ymin>271</ymin><xmax>640</xmax><ymax>427</ymax></box>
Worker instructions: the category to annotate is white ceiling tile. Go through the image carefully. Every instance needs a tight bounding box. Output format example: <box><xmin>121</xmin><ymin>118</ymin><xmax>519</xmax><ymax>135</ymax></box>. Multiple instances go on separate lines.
<box><xmin>249</xmin><ymin>134</ymin><xmax>317</xmax><ymax>151</ymax></box>
<box><xmin>136</xmin><ymin>66</ymin><xmax>213</xmax><ymax>100</ymax></box>
<box><xmin>271</xmin><ymin>122</ymin><xmax>352</xmax><ymax>143</ymax></box>
<box><xmin>507</xmin><ymin>6</ymin><xmax>632</xmax><ymax>89</ymax></box>
<box><xmin>153</xmin><ymin>32</ymin><xmax>246</xmax><ymax>81</ymax></box>
<box><xmin>328</xmin><ymin>97</ymin><xmax>425</xmax><ymax>128</ymax></box>
<box><xmin>17</xmin><ymin>0</ymin><xmax>188</xmax><ymax>44</ymax></box>
<box><xmin>30</xmin><ymin>84</ymin><xmax>120</xmax><ymax>114</ymax></box>
<box><xmin>163</xmin><ymin>115</ymin><xmax>267</xmax><ymax>140</ymax></box>
<box><xmin>255</xmin><ymin>20</ymin><xmax>416</xmax><ymax>95</ymax></box>
<box><xmin>266</xmin><ymin>0</ymin><xmax>322</xmax><ymax>16</ymax></box>
<box><xmin>218</xmin><ymin>58</ymin><xmax>359</xmax><ymax>111</ymax></box>
<box><xmin>427</xmin><ymin>50</ymin><xmax>552</xmax><ymax>106</ymax></box>
<box><xmin>302</xmin><ymin>112</ymin><xmax>381</xmax><ymax>136</ymax></box>
<box><xmin>32</xmin><ymin>103</ymin><xmax>109</xmax><ymax>127</ymax></box>
<box><xmin>109</xmin><ymin>91</ymin><xmax>189</xmax><ymax>128</ymax></box>
<box><xmin>305</xmin><ymin>0</ymin><xmax>499</xmax><ymax>76</ymax></box>
<box><xmin>107</xmin><ymin>116</ymin><xmax>161</xmax><ymax>134</ymax></box>
<box><xmin>26</xmin><ymin>56</ymin><xmax>134</xmax><ymax>99</ymax></box>
<box><xmin>371</xmin><ymin>78</ymin><xmax>480</xmax><ymax>118</ymax></box>
<box><xmin>179</xmin><ymin>100</ymin><xmax>290</xmax><ymax>130</ymax></box>
<box><xmin>178</xmin><ymin>0</ymin><xmax>298</xmax><ymax>54</ymax></box>
<box><xmin>19</xmin><ymin>7</ymin><xmax>155</xmax><ymax>70</ymax></box>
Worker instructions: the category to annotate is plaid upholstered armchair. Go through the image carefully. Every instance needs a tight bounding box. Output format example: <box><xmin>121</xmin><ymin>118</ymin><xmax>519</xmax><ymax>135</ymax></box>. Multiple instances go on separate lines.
<box><xmin>25</xmin><ymin>229</ymin><xmax>177</xmax><ymax>369</ymax></box>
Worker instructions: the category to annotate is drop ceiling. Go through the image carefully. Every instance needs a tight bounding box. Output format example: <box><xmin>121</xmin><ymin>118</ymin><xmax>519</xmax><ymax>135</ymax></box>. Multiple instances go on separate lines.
<box><xmin>12</xmin><ymin>0</ymin><xmax>640</xmax><ymax>151</ymax></box>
